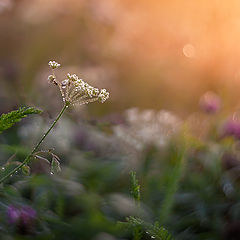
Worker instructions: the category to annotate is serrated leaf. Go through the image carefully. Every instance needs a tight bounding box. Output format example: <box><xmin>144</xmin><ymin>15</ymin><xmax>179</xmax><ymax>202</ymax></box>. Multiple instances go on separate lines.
<box><xmin>147</xmin><ymin>222</ymin><xmax>173</xmax><ymax>240</ymax></box>
<box><xmin>126</xmin><ymin>216</ymin><xmax>144</xmax><ymax>228</ymax></box>
<box><xmin>0</xmin><ymin>106</ymin><xmax>42</xmax><ymax>134</ymax></box>
<box><xmin>125</xmin><ymin>217</ymin><xmax>174</xmax><ymax>240</ymax></box>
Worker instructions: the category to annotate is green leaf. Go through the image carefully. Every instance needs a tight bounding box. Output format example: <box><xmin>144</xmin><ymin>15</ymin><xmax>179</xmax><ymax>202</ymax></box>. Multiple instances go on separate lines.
<box><xmin>125</xmin><ymin>217</ymin><xmax>174</xmax><ymax>240</ymax></box>
<box><xmin>147</xmin><ymin>222</ymin><xmax>173</xmax><ymax>240</ymax></box>
<box><xmin>0</xmin><ymin>106</ymin><xmax>42</xmax><ymax>134</ymax></box>
<box><xmin>51</xmin><ymin>156</ymin><xmax>61</xmax><ymax>173</ymax></box>
<box><xmin>130</xmin><ymin>171</ymin><xmax>141</xmax><ymax>202</ymax></box>
<box><xmin>126</xmin><ymin>216</ymin><xmax>144</xmax><ymax>228</ymax></box>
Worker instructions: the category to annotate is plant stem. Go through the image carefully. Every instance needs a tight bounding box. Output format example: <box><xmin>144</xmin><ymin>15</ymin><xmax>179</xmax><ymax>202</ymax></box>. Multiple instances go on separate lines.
<box><xmin>0</xmin><ymin>103</ymin><xmax>68</xmax><ymax>183</ymax></box>
<box><xmin>158</xmin><ymin>142</ymin><xmax>186</xmax><ymax>224</ymax></box>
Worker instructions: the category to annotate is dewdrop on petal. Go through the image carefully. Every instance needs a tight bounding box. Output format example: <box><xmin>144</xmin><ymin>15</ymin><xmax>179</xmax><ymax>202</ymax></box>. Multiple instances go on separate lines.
<box><xmin>48</xmin><ymin>61</ymin><xmax>110</xmax><ymax>106</ymax></box>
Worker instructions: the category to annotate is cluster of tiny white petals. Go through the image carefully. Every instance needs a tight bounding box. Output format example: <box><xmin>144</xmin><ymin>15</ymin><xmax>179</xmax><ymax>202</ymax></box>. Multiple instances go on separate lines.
<box><xmin>67</xmin><ymin>73</ymin><xmax>79</xmax><ymax>82</ymax></box>
<box><xmin>48</xmin><ymin>60</ymin><xmax>61</xmax><ymax>69</ymax></box>
<box><xmin>48</xmin><ymin>61</ymin><xmax>109</xmax><ymax>106</ymax></box>
<box><xmin>98</xmin><ymin>89</ymin><xmax>110</xmax><ymax>103</ymax></box>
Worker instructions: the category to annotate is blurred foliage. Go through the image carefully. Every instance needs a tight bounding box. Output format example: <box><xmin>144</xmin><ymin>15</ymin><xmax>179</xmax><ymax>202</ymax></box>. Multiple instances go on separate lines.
<box><xmin>0</xmin><ymin>113</ymin><xmax>240</xmax><ymax>239</ymax></box>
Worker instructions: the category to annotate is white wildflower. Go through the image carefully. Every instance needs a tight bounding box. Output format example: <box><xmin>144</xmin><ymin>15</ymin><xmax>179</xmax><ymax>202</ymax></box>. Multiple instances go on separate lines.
<box><xmin>48</xmin><ymin>60</ymin><xmax>61</xmax><ymax>69</ymax></box>
<box><xmin>47</xmin><ymin>61</ymin><xmax>110</xmax><ymax>106</ymax></box>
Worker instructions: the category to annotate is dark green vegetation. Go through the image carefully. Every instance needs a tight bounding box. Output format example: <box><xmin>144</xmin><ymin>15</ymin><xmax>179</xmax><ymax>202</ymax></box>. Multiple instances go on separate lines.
<box><xmin>0</xmin><ymin>105</ymin><xmax>239</xmax><ymax>240</ymax></box>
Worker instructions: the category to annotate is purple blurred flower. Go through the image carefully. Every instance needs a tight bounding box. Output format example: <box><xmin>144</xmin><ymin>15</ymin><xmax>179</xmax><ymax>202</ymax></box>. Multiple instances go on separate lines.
<box><xmin>7</xmin><ymin>205</ymin><xmax>20</xmax><ymax>224</ymax></box>
<box><xmin>222</xmin><ymin>119</ymin><xmax>240</xmax><ymax>140</ymax></box>
<box><xmin>199</xmin><ymin>92</ymin><xmax>221</xmax><ymax>114</ymax></box>
<box><xmin>20</xmin><ymin>206</ymin><xmax>37</xmax><ymax>225</ymax></box>
<box><xmin>7</xmin><ymin>205</ymin><xmax>37</xmax><ymax>234</ymax></box>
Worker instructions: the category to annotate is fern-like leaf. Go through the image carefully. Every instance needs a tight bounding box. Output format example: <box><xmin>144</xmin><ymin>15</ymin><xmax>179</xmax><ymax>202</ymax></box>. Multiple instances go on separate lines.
<box><xmin>130</xmin><ymin>171</ymin><xmax>141</xmax><ymax>203</ymax></box>
<box><xmin>125</xmin><ymin>217</ymin><xmax>174</xmax><ymax>240</ymax></box>
<box><xmin>126</xmin><ymin>216</ymin><xmax>144</xmax><ymax>228</ymax></box>
<box><xmin>147</xmin><ymin>221</ymin><xmax>173</xmax><ymax>240</ymax></box>
<box><xmin>0</xmin><ymin>107</ymin><xmax>42</xmax><ymax>133</ymax></box>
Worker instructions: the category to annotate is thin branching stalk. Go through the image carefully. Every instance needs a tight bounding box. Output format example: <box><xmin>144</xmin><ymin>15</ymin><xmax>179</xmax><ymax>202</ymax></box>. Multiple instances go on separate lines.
<box><xmin>0</xmin><ymin>103</ymin><xmax>69</xmax><ymax>183</ymax></box>
<box><xmin>0</xmin><ymin>60</ymin><xmax>109</xmax><ymax>183</ymax></box>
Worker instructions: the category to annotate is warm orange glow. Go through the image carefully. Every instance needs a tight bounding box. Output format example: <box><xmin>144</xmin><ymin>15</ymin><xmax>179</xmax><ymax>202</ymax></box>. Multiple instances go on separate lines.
<box><xmin>1</xmin><ymin>0</ymin><xmax>240</xmax><ymax>111</ymax></box>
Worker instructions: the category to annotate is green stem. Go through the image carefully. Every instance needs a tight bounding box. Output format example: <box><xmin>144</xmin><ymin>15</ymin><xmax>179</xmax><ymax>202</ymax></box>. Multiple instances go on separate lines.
<box><xmin>0</xmin><ymin>103</ymin><xmax>68</xmax><ymax>183</ymax></box>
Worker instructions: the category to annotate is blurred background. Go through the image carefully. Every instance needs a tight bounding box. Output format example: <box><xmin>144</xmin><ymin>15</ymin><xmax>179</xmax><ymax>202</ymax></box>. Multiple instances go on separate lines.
<box><xmin>1</xmin><ymin>0</ymin><xmax>240</xmax><ymax>239</ymax></box>
<box><xmin>1</xmin><ymin>0</ymin><xmax>240</xmax><ymax>114</ymax></box>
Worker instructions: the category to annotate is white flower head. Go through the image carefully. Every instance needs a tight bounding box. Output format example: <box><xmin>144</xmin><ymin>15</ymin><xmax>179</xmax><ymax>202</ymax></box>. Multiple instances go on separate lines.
<box><xmin>48</xmin><ymin>61</ymin><xmax>110</xmax><ymax>106</ymax></box>
<box><xmin>48</xmin><ymin>60</ymin><xmax>61</xmax><ymax>69</ymax></box>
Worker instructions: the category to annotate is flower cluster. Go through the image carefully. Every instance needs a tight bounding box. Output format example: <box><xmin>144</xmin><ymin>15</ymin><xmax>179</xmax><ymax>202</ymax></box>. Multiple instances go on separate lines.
<box><xmin>48</xmin><ymin>61</ymin><xmax>109</xmax><ymax>106</ymax></box>
<box><xmin>48</xmin><ymin>60</ymin><xmax>61</xmax><ymax>69</ymax></box>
